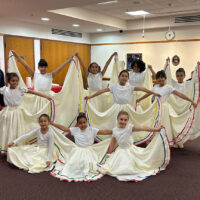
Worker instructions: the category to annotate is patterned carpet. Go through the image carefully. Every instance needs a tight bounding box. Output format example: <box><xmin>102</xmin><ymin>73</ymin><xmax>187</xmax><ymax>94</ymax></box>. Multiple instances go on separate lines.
<box><xmin>1</xmin><ymin>138</ymin><xmax>200</xmax><ymax>200</ymax></box>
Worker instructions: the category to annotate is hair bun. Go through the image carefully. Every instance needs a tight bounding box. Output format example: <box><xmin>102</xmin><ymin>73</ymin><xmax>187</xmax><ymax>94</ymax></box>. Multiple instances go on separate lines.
<box><xmin>78</xmin><ymin>112</ymin><xmax>86</xmax><ymax>117</ymax></box>
<box><xmin>76</xmin><ymin>112</ymin><xmax>87</xmax><ymax>122</ymax></box>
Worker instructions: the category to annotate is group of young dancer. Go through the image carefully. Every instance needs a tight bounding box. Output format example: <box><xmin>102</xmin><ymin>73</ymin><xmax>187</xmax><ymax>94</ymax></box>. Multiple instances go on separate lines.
<box><xmin>0</xmin><ymin>50</ymin><xmax>199</xmax><ymax>182</ymax></box>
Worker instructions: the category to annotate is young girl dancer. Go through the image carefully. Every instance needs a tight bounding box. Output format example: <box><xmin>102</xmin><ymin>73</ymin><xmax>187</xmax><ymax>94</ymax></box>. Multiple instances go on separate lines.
<box><xmin>50</xmin><ymin>112</ymin><xmax>112</xmax><ymax>182</ymax></box>
<box><xmin>76</xmin><ymin>52</ymin><xmax>118</xmax><ymax>91</ymax></box>
<box><xmin>129</xmin><ymin>60</ymin><xmax>156</xmax><ymax>87</ymax></box>
<box><xmin>85</xmin><ymin>70</ymin><xmax>160</xmax><ymax>104</ymax></box>
<box><xmin>98</xmin><ymin>110</ymin><xmax>170</xmax><ymax>181</ymax></box>
<box><xmin>137</xmin><ymin>70</ymin><xmax>197</xmax><ymax>147</ymax></box>
<box><xmin>7</xmin><ymin>114</ymin><xmax>56</xmax><ymax>173</ymax></box>
<box><xmin>0</xmin><ymin>73</ymin><xmax>51</xmax><ymax>154</ymax></box>
<box><xmin>84</xmin><ymin>70</ymin><xmax>161</xmax><ymax>136</ymax></box>
<box><xmin>172</xmin><ymin>68</ymin><xmax>190</xmax><ymax>93</ymax></box>
<box><xmin>11</xmin><ymin>50</ymin><xmax>73</xmax><ymax>92</ymax></box>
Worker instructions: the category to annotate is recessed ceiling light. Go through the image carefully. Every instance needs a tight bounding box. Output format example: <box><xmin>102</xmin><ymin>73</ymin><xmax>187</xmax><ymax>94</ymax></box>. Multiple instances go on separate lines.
<box><xmin>96</xmin><ymin>29</ymin><xmax>103</xmax><ymax>32</ymax></box>
<box><xmin>98</xmin><ymin>0</ymin><xmax>118</xmax><ymax>5</ymax></box>
<box><xmin>73</xmin><ymin>24</ymin><xmax>80</xmax><ymax>27</ymax></box>
<box><xmin>126</xmin><ymin>10</ymin><xmax>150</xmax><ymax>16</ymax></box>
<box><xmin>41</xmin><ymin>17</ymin><xmax>50</xmax><ymax>21</ymax></box>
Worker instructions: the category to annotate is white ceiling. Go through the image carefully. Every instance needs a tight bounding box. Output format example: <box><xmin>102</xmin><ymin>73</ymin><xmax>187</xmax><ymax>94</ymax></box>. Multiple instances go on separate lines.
<box><xmin>0</xmin><ymin>0</ymin><xmax>200</xmax><ymax>33</ymax></box>
<box><xmin>84</xmin><ymin>0</ymin><xmax>200</xmax><ymax>20</ymax></box>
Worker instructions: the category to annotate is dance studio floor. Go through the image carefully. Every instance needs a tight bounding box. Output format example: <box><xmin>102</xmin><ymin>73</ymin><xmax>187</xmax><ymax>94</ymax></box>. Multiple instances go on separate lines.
<box><xmin>1</xmin><ymin>138</ymin><xmax>200</xmax><ymax>200</ymax></box>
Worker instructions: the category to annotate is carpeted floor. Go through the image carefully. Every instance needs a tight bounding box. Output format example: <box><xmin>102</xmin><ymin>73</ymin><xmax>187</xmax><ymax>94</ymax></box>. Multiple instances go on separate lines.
<box><xmin>1</xmin><ymin>138</ymin><xmax>200</xmax><ymax>200</ymax></box>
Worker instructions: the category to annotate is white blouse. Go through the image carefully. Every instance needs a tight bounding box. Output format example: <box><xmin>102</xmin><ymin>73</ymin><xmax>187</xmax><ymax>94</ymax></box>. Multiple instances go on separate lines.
<box><xmin>129</xmin><ymin>71</ymin><xmax>146</xmax><ymax>87</ymax></box>
<box><xmin>113</xmin><ymin>124</ymin><xmax>134</xmax><ymax>147</ymax></box>
<box><xmin>152</xmin><ymin>84</ymin><xmax>175</xmax><ymax>103</ymax></box>
<box><xmin>70</xmin><ymin>127</ymin><xmax>99</xmax><ymax>147</ymax></box>
<box><xmin>14</xmin><ymin>128</ymin><xmax>54</xmax><ymax>161</ymax></box>
<box><xmin>87</xmin><ymin>72</ymin><xmax>103</xmax><ymax>91</ymax></box>
<box><xmin>0</xmin><ymin>86</ymin><xmax>28</xmax><ymax>107</ymax></box>
<box><xmin>34</xmin><ymin>72</ymin><xmax>52</xmax><ymax>92</ymax></box>
<box><xmin>109</xmin><ymin>83</ymin><xmax>135</xmax><ymax>104</ymax></box>
<box><xmin>172</xmin><ymin>80</ymin><xmax>190</xmax><ymax>93</ymax></box>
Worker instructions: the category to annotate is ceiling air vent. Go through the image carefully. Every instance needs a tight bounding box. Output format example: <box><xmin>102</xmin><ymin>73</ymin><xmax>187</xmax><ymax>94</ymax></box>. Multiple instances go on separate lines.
<box><xmin>175</xmin><ymin>15</ymin><xmax>200</xmax><ymax>23</ymax></box>
<box><xmin>51</xmin><ymin>28</ymin><xmax>82</xmax><ymax>38</ymax></box>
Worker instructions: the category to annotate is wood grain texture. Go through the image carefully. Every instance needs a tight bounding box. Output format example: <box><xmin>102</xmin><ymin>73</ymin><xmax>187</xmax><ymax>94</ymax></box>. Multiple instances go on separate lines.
<box><xmin>41</xmin><ymin>39</ymin><xmax>91</xmax><ymax>85</ymax></box>
<box><xmin>4</xmin><ymin>35</ymin><xmax>34</xmax><ymax>82</ymax></box>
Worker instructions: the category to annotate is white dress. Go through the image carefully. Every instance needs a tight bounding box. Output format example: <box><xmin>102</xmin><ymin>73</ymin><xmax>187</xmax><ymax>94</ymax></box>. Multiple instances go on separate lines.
<box><xmin>109</xmin><ymin>83</ymin><xmax>135</xmax><ymax>104</ymax></box>
<box><xmin>7</xmin><ymin>128</ymin><xmax>57</xmax><ymax>173</ymax></box>
<box><xmin>152</xmin><ymin>84</ymin><xmax>176</xmax><ymax>146</ymax></box>
<box><xmin>86</xmin><ymin>83</ymin><xmax>160</xmax><ymax>144</ymax></box>
<box><xmin>128</xmin><ymin>70</ymin><xmax>153</xmax><ymax>109</ymax></box>
<box><xmin>152</xmin><ymin>84</ymin><xmax>175</xmax><ymax>103</ymax></box>
<box><xmin>51</xmin><ymin>127</ymin><xmax>110</xmax><ymax>182</ymax></box>
<box><xmin>86</xmin><ymin>72</ymin><xmax>111</xmax><ymax>112</ymax></box>
<box><xmin>98</xmin><ymin>124</ymin><xmax>170</xmax><ymax>181</ymax></box>
<box><xmin>21</xmin><ymin>72</ymin><xmax>53</xmax><ymax>115</ymax></box>
<box><xmin>172</xmin><ymin>80</ymin><xmax>190</xmax><ymax>93</ymax></box>
<box><xmin>0</xmin><ymin>86</ymin><xmax>28</xmax><ymax>154</ymax></box>
<box><xmin>34</xmin><ymin>72</ymin><xmax>52</xmax><ymax>92</ymax></box>
<box><xmin>87</xmin><ymin>83</ymin><xmax>135</xmax><ymax>129</ymax></box>
<box><xmin>129</xmin><ymin>71</ymin><xmax>146</xmax><ymax>87</ymax></box>
<box><xmin>87</xmin><ymin>72</ymin><xmax>102</xmax><ymax>91</ymax></box>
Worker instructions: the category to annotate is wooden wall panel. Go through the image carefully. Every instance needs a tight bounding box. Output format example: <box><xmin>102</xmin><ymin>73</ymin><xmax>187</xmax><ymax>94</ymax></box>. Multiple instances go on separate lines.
<box><xmin>41</xmin><ymin>40</ymin><xmax>91</xmax><ymax>85</ymax></box>
<box><xmin>4</xmin><ymin>35</ymin><xmax>34</xmax><ymax>82</ymax></box>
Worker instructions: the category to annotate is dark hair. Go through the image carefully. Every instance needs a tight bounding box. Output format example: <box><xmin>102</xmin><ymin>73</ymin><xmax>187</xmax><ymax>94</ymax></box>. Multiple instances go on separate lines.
<box><xmin>176</xmin><ymin>68</ymin><xmax>185</xmax><ymax>75</ymax></box>
<box><xmin>39</xmin><ymin>114</ymin><xmax>50</xmax><ymax>121</ymax></box>
<box><xmin>6</xmin><ymin>72</ymin><xmax>19</xmax><ymax>82</ymax></box>
<box><xmin>118</xmin><ymin>70</ymin><xmax>129</xmax><ymax>78</ymax></box>
<box><xmin>131</xmin><ymin>60</ymin><xmax>146</xmax><ymax>73</ymax></box>
<box><xmin>38</xmin><ymin>59</ymin><xmax>48</xmax><ymax>67</ymax></box>
<box><xmin>88</xmin><ymin>62</ymin><xmax>101</xmax><ymax>73</ymax></box>
<box><xmin>156</xmin><ymin>70</ymin><xmax>167</xmax><ymax>80</ymax></box>
<box><xmin>117</xmin><ymin>110</ymin><xmax>129</xmax><ymax>119</ymax></box>
<box><xmin>77</xmin><ymin>112</ymin><xmax>87</xmax><ymax>123</ymax></box>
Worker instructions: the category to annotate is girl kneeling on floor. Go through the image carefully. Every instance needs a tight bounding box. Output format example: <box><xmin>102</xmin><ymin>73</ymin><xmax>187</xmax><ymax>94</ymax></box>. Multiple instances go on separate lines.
<box><xmin>7</xmin><ymin>114</ymin><xmax>57</xmax><ymax>173</ymax></box>
<box><xmin>98</xmin><ymin>110</ymin><xmax>170</xmax><ymax>181</ymax></box>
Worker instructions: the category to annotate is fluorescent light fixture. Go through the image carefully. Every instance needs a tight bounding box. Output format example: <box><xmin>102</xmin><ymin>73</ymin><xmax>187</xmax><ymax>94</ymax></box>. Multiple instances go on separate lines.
<box><xmin>98</xmin><ymin>0</ymin><xmax>118</xmax><ymax>5</ymax></box>
<box><xmin>73</xmin><ymin>24</ymin><xmax>80</xmax><ymax>27</ymax></box>
<box><xmin>126</xmin><ymin>10</ymin><xmax>150</xmax><ymax>16</ymax></box>
<box><xmin>96</xmin><ymin>29</ymin><xmax>103</xmax><ymax>32</ymax></box>
<box><xmin>41</xmin><ymin>17</ymin><xmax>50</xmax><ymax>21</ymax></box>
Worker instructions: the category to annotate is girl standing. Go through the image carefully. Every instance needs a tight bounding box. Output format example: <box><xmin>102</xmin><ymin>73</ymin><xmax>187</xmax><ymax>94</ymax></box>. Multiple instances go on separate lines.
<box><xmin>85</xmin><ymin>70</ymin><xmax>160</xmax><ymax>104</ymax></box>
<box><xmin>11</xmin><ymin>50</ymin><xmax>73</xmax><ymax>92</ymax></box>
<box><xmin>0</xmin><ymin>72</ymin><xmax>51</xmax><ymax>154</ymax></box>
<box><xmin>172</xmin><ymin>68</ymin><xmax>190</xmax><ymax>93</ymax></box>
<box><xmin>83</xmin><ymin>70</ymin><xmax>161</xmax><ymax>143</ymax></box>
<box><xmin>137</xmin><ymin>70</ymin><xmax>197</xmax><ymax>147</ymax></box>
<box><xmin>76</xmin><ymin>52</ymin><xmax>117</xmax><ymax>91</ymax></box>
<box><xmin>129</xmin><ymin>60</ymin><xmax>156</xmax><ymax>87</ymax></box>
<box><xmin>128</xmin><ymin>60</ymin><xmax>156</xmax><ymax>109</ymax></box>
<box><xmin>11</xmin><ymin>50</ymin><xmax>73</xmax><ymax>115</ymax></box>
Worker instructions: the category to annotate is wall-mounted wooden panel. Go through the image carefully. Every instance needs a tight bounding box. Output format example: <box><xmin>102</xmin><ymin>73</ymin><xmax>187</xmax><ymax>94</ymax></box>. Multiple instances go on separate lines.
<box><xmin>41</xmin><ymin>40</ymin><xmax>91</xmax><ymax>85</ymax></box>
<box><xmin>4</xmin><ymin>35</ymin><xmax>34</xmax><ymax>82</ymax></box>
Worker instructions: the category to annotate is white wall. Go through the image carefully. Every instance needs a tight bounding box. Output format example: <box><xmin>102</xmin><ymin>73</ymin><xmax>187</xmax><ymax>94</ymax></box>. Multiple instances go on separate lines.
<box><xmin>34</xmin><ymin>40</ymin><xmax>41</xmax><ymax>72</ymax></box>
<box><xmin>91</xmin><ymin>26</ymin><xmax>200</xmax><ymax>44</ymax></box>
<box><xmin>91</xmin><ymin>26</ymin><xmax>200</xmax><ymax>79</ymax></box>
<box><xmin>0</xmin><ymin>36</ymin><xmax>5</xmax><ymax>72</ymax></box>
